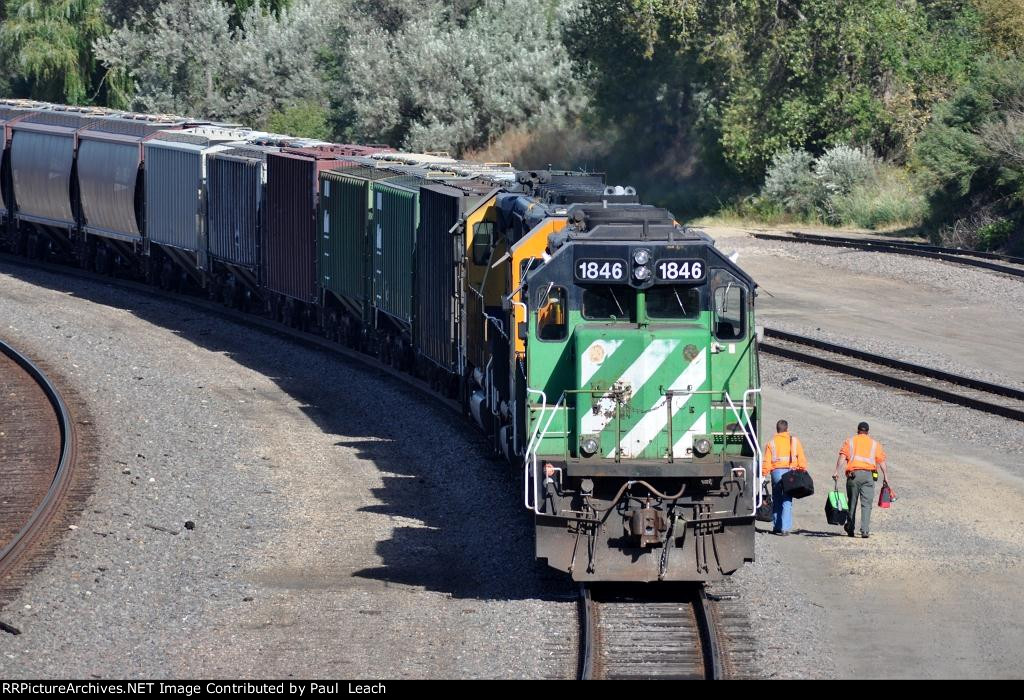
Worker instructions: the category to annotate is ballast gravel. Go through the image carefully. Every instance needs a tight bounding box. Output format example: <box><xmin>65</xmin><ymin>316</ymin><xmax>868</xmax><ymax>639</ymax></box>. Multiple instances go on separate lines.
<box><xmin>755</xmin><ymin>357</ymin><xmax>1024</xmax><ymax>678</ymax></box>
<box><xmin>716</xmin><ymin>232</ymin><xmax>1024</xmax><ymax>392</ymax></box>
<box><xmin>761</xmin><ymin>355</ymin><xmax>1024</xmax><ymax>458</ymax></box>
<box><xmin>0</xmin><ymin>264</ymin><xmax>577</xmax><ymax>679</ymax></box>
<box><xmin>728</xmin><ymin>236</ymin><xmax>1024</xmax><ymax>309</ymax></box>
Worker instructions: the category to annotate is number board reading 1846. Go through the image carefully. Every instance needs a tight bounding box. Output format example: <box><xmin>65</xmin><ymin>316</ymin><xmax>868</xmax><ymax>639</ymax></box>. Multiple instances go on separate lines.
<box><xmin>575</xmin><ymin>258</ymin><xmax>627</xmax><ymax>282</ymax></box>
<box><xmin>655</xmin><ymin>259</ymin><xmax>705</xmax><ymax>282</ymax></box>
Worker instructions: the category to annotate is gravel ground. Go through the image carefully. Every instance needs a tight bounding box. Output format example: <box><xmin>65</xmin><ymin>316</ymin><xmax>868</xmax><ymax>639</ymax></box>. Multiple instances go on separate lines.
<box><xmin>761</xmin><ymin>355</ymin><xmax>1024</xmax><ymax>459</ymax></box>
<box><xmin>756</xmin><ymin>357</ymin><xmax>1024</xmax><ymax>678</ymax></box>
<box><xmin>720</xmin><ymin>534</ymin><xmax>833</xmax><ymax>679</ymax></box>
<box><xmin>709</xmin><ymin>226</ymin><xmax>1024</xmax><ymax>677</ymax></box>
<box><xmin>765</xmin><ymin>319</ymin><xmax>1024</xmax><ymax>393</ymax></box>
<box><xmin>727</xmin><ymin>236</ymin><xmax>1024</xmax><ymax>308</ymax></box>
<box><xmin>713</xmin><ymin>231</ymin><xmax>1024</xmax><ymax>392</ymax></box>
<box><xmin>0</xmin><ymin>264</ymin><xmax>576</xmax><ymax>679</ymax></box>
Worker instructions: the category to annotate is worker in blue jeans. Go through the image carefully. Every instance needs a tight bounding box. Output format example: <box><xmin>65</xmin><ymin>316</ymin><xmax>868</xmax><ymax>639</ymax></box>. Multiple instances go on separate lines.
<box><xmin>762</xmin><ymin>419</ymin><xmax>808</xmax><ymax>535</ymax></box>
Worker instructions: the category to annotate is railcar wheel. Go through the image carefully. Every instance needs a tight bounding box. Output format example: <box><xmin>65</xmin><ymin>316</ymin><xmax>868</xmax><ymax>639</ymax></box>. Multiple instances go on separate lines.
<box><xmin>96</xmin><ymin>246</ymin><xmax>111</xmax><ymax>276</ymax></box>
<box><xmin>159</xmin><ymin>260</ymin><xmax>174</xmax><ymax>290</ymax></box>
<box><xmin>26</xmin><ymin>234</ymin><xmax>40</xmax><ymax>260</ymax></box>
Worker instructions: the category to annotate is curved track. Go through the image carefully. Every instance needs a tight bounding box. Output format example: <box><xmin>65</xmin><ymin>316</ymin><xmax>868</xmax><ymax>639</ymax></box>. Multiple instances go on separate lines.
<box><xmin>578</xmin><ymin>584</ymin><xmax>723</xmax><ymax>680</ymax></box>
<box><xmin>761</xmin><ymin>328</ymin><xmax>1024</xmax><ymax>421</ymax></box>
<box><xmin>750</xmin><ymin>231</ymin><xmax>1024</xmax><ymax>278</ymax></box>
<box><xmin>0</xmin><ymin>338</ymin><xmax>77</xmax><ymax>583</ymax></box>
<box><xmin>1</xmin><ymin>252</ymin><xmax>745</xmax><ymax>669</ymax></box>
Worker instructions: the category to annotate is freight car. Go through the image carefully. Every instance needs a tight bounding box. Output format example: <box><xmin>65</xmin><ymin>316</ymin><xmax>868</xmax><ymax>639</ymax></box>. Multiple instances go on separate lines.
<box><xmin>0</xmin><ymin>100</ymin><xmax>763</xmax><ymax>583</ymax></box>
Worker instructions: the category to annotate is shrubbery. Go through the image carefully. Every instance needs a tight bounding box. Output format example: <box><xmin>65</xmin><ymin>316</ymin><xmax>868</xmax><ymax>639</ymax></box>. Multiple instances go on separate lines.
<box><xmin>912</xmin><ymin>57</ymin><xmax>1024</xmax><ymax>250</ymax></box>
<box><xmin>754</xmin><ymin>146</ymin><xmax>924</xmax><ymax>229</ymax></box>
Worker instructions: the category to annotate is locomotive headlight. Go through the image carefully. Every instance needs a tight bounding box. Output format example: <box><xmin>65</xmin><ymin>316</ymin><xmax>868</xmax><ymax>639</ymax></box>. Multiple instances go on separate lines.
<box><xmin>633</xmin><ymin>248</ymin><xmax>651</xmax><ymax>265</ymax></box>
<box><xmin>580</xmin><ymin>437</ymin><xmax>600</xmax><ymax>457</ymax></box>
<box><xmin>694</xmin><ymin>438</ymin><xmax>712</xmax><ymax>457</ymax></box>
<box><xmin>633</xmin><ymin>264</ymin><xmax>651</xmax><ymax>281</ymax></box>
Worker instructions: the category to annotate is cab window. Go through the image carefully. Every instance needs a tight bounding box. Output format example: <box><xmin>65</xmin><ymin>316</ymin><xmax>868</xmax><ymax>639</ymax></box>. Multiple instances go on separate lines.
<box><xmin>582</xmin><ymin>286</ymin><xmax>633</xmax><ymax>321</ymax></box>
<box><xmin>472</xmin><ymin>221</ymin><xmax>494</xmax><ymax>264</ymax></box>
<box><xmin>712</xmin><ymin>277</ymin><xmax>745</xmax><ymax>340</ymax></box>
<box><xmin>536</xmin><ymin>285</ymin><xmax>568</xmax><ymax>341</ymax></box>
<box><xmin>646</xmin><ymin>286</ymin><xmax>700</xmax><ymax>319</ymax></box>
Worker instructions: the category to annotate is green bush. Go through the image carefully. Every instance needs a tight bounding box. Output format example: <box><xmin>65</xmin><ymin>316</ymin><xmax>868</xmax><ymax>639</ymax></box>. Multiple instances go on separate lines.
<box><xmin>761</xmin><ymin>149</ymin><xmax>822</xmax><ymax>217</ymax></box>
<box><xmin>814</xmin><ymin>145</ymin><xmax>877</xmax><ymax>197</ymax></box>
<box><xmin>757</xmin><ymin>145</ymin><xmax>923</xmax><ymax>229</ymax></box>
<box><xmin>826</xmin><ymin>170</ymin><xmax>926</xmax><ymax>229</ymax></box>
<box><xmin>913</xmin><ymin>57</ymin><xmax>1024</xmax><ymax>249</ymax></box>
<box><xmin>977</xmin><ymin>219</ymin><xmax>1014</xmax><ymax>250</ymax></box>
<box><xmin>265</xmin><ymin>101</ymin><xmax>331</xmax><ymax>140</ymax></box>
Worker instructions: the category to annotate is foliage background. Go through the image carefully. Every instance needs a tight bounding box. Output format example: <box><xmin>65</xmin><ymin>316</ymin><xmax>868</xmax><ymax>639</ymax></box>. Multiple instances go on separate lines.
<box><xmin>0</xmin><ymin>0</ymin><xmax>1021</xmax><ymax>248</ymax></box>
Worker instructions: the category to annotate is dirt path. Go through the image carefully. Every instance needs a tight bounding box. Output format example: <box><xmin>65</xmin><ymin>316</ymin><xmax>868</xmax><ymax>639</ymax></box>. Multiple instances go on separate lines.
<box><xmin>759</xmin><ymin>368</ymin><xmax>1024</xmax><ymax>678</ymax></box>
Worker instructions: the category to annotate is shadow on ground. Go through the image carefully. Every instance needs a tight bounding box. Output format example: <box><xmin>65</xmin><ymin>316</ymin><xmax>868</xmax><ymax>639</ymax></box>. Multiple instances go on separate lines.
<box><xmin>0</xmin><ymin>260</ymin><xmax>568</xmax><ymax>602</ymax></box>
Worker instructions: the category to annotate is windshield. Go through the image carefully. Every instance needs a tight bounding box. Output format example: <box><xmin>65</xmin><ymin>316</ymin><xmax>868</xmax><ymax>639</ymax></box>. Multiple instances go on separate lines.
<box><xmin>646</xmin><ymin>286</ymin><xmax>701</xmax><ymax>319</ymax></box>
<box><xmin>582</xmin><ymin>286</ymin><xmax>634</xmax><ymax>321</ymax></box>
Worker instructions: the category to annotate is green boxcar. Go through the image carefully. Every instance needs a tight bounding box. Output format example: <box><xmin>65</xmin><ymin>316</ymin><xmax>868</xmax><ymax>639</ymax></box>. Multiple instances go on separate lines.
<box><xmin>318</xmin><ymin>170</ymin><xmax>382</xmax><ymax>317</ymax></box>
<box><xmin>371</xmin><ymin>178</ymin><xmax>419</xmax><ymax>326</ymax></box>
<box><xmin>318</xmin><ymin>169</ymin><xmax>421</xmax><ymax>328</ymax></box>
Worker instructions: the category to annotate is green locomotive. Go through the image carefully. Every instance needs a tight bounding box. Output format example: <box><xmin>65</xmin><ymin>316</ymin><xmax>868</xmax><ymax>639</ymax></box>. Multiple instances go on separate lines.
<box><xmin>464</xmin><ymin>173</ymin><xmax>762</xmax><ymax>582</ymax></box>
<box><xmin>0</xmin><ymin>99</ymin><xmax>761</xmax><ymax>584</ymax></box>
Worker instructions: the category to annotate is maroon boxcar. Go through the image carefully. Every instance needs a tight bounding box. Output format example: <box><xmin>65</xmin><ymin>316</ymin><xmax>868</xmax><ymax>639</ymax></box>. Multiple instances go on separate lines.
<box><xmin>264</xmin><ymin>144</ymin><xmax>391</xmax><ymax>311</ymax></box>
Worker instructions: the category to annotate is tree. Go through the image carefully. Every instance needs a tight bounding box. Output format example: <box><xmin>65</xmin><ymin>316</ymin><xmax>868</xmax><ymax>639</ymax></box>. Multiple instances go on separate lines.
<box><xmin>973</xmin><ymin>0</ymin><xmax>1024</xmax><ymax>58</ymax></box>
<box><xmin>0</xmin><ymin>0</ymin><xmax>124</xmax><ymax>104</ymax></box>
<box><xmin>265</xmin><ymin>100</ymin><xmax>331</xmax><ymax>140</ymax></box>
<box><xmin>334</xmin><ymin>0</ymin><xmax>584</xmax><ymax>154</ymax></box>
<box><xmin>913</xmin><ymin>57</ymin><xmax>1024</xmax><ymax>242</ymax></box>
<box><xmin>103</xmin><ymin>0</ymin><xmax>292</xmax><ymax>26</ymax></box>
<box><xmin>567</xmin><ymin>0</ymin><xmax>984</xmax><ymax>178</ymax></box>
<box><xmin>94</xmin><ymin>0</ymin><xmax>331</xmax><ymax>126</ymax></box>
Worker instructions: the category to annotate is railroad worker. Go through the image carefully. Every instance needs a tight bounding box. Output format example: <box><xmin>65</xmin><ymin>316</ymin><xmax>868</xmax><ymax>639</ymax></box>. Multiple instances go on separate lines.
<box><xmin>833</xmin><ymin>422</ymin><xmax>892</xmax><ymax>538</ymax></box>
<box><xmin>762</xmin><ymin>419</ymin><xmax>807</xmax><ymax>535</ymax></box>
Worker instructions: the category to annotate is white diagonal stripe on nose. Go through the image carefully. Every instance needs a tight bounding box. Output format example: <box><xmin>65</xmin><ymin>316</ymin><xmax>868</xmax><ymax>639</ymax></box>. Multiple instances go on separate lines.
<box><xmin>581</xmin><ymin>339</ymin><xmax>679</xmax><ymax>438</ymax></box>
<box><xmin>672</xmin><ymin>411</ymin><xmax>707</xmax><ymax>458</ymax></box>
<box><xmin>607</xmin><ymin>348</ymin><xmax>707</xmax><ymax>458</ymax></box>
<box><xmin>580</xmin><ymin>339</ymin><xmax>623</xmax><ymax>388</ymax></box>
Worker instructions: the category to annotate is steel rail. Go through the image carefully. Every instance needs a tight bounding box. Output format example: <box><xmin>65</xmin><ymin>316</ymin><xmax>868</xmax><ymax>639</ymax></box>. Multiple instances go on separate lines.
<box><xmin>0</xmin><ymin>338</ymin><xmax>76</xmax><ymax>579</ymax></box>
<box><xmin>784</xmin><ymin>231</ymin><xmax>1024</xmax><ymax>265</ymax></box>
<box><xmin>694</xmin><ymin>587</ymin><xmax>724</xmax><ymax>680</ymax></box>
<box><xmin>578</xmin><ymin>584</ymin><xmax>596</xmax><ymax>680</ymax></box>
<box><xmin>578</xmin><ymin>584</ymin><xmax>722</xmax><ymax>680</ymax></box>
<box><xmin>749</xmin><ymin>231</ymin><xmax>1024</xmax><ymax>277</ymax></box>
<box><xmin>761</xmin><ymin>329</ymin><xmax>1024</xmax><ymax>422</ymax></box>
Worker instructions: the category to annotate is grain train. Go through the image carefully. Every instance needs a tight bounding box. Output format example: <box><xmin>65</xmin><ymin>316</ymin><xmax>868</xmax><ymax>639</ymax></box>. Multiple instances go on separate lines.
<box><xmin>0</xmin><ymin>100</ymin><xmax>763</xmax><ymax>582</ymax></box>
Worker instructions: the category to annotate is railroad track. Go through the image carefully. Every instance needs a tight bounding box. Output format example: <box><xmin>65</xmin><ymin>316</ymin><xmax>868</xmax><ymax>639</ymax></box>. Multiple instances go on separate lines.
<box><xmin>0</xmin><ymin>338</ymin><xmax>77</xmax><ymax>585</ymax></box>
<box><xmin>1</xmin><ymin>252</ymin><xmax>766</xmax><ymax>674</ymax></box>
<box><xmin>761</xmin><ymin>328</ymin><xmax>1024</xmax><ymax>421</ymax></box>
<box><xmin>750</xmin><ymin>230</ymin><xmax>1024</xmax><ymax>278</ymax></box>
<box><xmin>578</xmin><ymin>584</ymin><xmax>723</xmax><ymax>680</ymax></box>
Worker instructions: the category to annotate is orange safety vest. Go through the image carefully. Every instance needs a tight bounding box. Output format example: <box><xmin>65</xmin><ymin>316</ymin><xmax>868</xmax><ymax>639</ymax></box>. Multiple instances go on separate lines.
<box><xmin>767</xmin><ymin>434</ymin><xmax>803</xmax><ymax>470</ymax></box>
<box><xmin>845</xmin><ymin>435</ymin><xmax>880</xmax><ymax>473</ymax></box>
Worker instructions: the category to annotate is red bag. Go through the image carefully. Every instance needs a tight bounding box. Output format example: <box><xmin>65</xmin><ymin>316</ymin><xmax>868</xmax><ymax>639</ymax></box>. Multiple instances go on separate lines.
<box><xmin>878</xmin><ymin>481</ymin><xmax>894</xmax><ymax>508</ymax></box>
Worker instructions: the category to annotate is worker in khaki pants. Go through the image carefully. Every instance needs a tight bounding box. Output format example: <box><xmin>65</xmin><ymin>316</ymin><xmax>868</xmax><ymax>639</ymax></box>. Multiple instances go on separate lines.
<box><xmin>833</xmin><ymin>422</ymin><xmax>892</xmax><ymax>538</ymax></box>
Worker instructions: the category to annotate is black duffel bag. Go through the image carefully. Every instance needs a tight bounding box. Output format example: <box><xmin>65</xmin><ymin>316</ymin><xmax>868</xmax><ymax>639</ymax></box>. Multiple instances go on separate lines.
<box><xmin>755</xmin><ymin>482</ymin><xmax>773</xmax><ymax>522</ymax></box>
<box><xmin>780</xmin><ymin>469</ymin><xmax>814</xmax><ymax>499</ymax></box>
<box><xmin>825</xmin><ymin>487</ymin><xmax>849</xmax><ymax>526</ymax></box>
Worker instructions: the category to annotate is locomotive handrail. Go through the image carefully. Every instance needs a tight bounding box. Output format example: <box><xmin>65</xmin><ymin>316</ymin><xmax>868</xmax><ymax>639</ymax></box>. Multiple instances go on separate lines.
<box><xmin>742</xmin><ymin>388</ymin><xmax>763</xmax><ymax>511</ymax></box>
<box><xmin>723</xmin><ymin>388</ymin><xmax>762</xmax><ymax>513</ymax></box>
<box><xmin>524</xmin><ymin>388</ymin><xmax>566</xmax><ymax>513</ymax></box>
<box><xmin>524</xmin><ymin>388</ymin><xmax>548</xmax><ymax>510</ymax></box>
